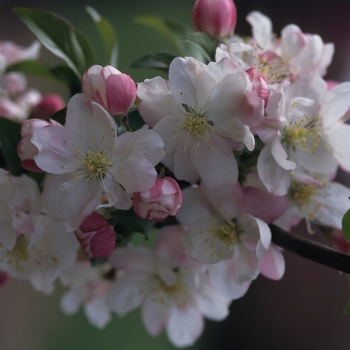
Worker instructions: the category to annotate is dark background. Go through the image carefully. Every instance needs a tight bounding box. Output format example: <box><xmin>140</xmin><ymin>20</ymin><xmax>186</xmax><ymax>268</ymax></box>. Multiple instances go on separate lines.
<box><xmin>1</xmin><ymin>0</ymin><xmax>350</xmax><ymax>349</ymax></box>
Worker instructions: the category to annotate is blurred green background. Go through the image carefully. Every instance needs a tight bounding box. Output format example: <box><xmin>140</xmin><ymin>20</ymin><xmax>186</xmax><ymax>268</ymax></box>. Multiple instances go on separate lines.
<box><xmin>1</xmin><ymin>0</ymin><xmax>350</xmax><ymax>349</ymax></box>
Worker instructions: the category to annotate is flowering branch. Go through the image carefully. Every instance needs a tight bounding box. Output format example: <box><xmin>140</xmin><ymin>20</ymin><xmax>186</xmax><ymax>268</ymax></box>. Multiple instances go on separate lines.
<box><xmin>270</xmin><ymin>224</ymin><xmax>350</xmax><ymax>274</ymax></box>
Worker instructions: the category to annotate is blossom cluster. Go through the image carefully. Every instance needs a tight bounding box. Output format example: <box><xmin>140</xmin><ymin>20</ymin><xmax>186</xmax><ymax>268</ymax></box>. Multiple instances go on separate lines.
<box><xmin>1</xmin><ymin>0</ymin><xmax>350</xmax><ymax>348</ymax></box>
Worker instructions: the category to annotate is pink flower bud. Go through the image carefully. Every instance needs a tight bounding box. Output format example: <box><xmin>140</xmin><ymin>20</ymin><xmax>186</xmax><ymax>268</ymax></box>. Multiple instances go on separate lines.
<box><xmin>192</xmin><ymin>0</ymin><xmax>237</xmax><ymax>39</ymax></box>
<box><xmin>331</xmin><ymin>230</ymin><xmax>350</xmax><ymax>254</ymax></box>
<box><xmin>246</xmin><ymin>67</ymin><xmax>269</xmax><ymax>106</ymax></box>
<box><xmin>82</xmin><ymin>65</ymin><xmax>137</xmax><ymax>115</ymax></box>
<box><xmin>17</xmin><ymin>118</ymin><xmax>62</xmax><ymax>172</ymax></box>
<box><xmin>32</xmin><ymin>94</ymin><xmax>65</xmax><ymax>120</ymax></box>
<box><xmin>0</xmin><ymin>271</ymin><xmax>9</xmax><ymax>287</ymax></box>
<box><xmin>133</xmin><ymin>177</ymin><xmax>182</xmax><ymax>222</ymax></box>
<box><xmin>74</xmin><ymin>212</ymin><xmax>116</xmax><ymax>259</ymax></box>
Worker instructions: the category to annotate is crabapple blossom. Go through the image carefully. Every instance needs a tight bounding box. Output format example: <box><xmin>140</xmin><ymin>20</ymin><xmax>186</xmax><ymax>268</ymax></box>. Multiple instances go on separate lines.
<box><xmin>138</xmin><ymin>56</ymin><xmax>264</xmax><ymax>188</ymax></box>
<box><xmin>0</xmin><ymin>170</ymin><xmax>41</xmax><ymax>250</ymax></box>
<box><xmin>74</xmin><ymin>212</ymin><xmax>116</xmax><ymax>258</ymax></box>
<box><xmin>17</xmin><ymin>118</ymin><xmax>62</xmax><ymax>172</ymax></box>
<box><xmin>32</xmin><ymin>93</ymin><xmax>65</xmax><ymax>119</ymax></box>
<box><xmin>192</xmin><ymin>0</ymin><xmax>237</xmax><ymax>39</ymax></box>
<box><xmin>256</xmin><ymin>75</ymin><xmax>338</xmax><ymax>195</ymax></box>
<box><xmin>107</xmin><ymin>225</ymin><xmax>230</xmax><ymax>348</ymax></box>
<box><xmin>82</xmin><ymin>65</ymin><xmax>137</xmax><ymax>115</ymax></box>
<box><xmin>216</xmin><ymin>11</ymin><xmax>334</xmax><ymax>83</ymax></box>
<box><xmin>274</xmin><ymin>174</ymin><xmax>350</xmax><ymax>233</ymax></box>
<box><xmin>176</xmin><ymin>181</ymin><xmax>286</xmax><ymax>298</ymax></box>
<box><xmin>60</xmin><ymin>261</ymin><xmax>113</xmax><ymax>328</ymax></box>
<box><xmin>0</xmin><ymin>39</ymin><xmax>40</xmax><ymax>70</ymax></box>
<box><xmin>133</xmin><ymin>176</ymin><xmax>182</xmax><ymax>222</ymax></box>
<box><xmin>31</xmin><ymin>93</ymin><xmax>164</xmax><ymax>231</ymax></box>
<box><xmin>0</xmin><ymin>214</ymin><xmax>79</xmax><ymax>293</ymax></box>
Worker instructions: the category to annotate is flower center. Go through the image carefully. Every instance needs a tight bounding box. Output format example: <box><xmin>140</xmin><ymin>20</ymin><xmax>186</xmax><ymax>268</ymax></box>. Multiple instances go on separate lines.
<box><xmin>79</xmin><ymin>150</ymin><xmax>113</xmax><ymax>181</ymax></box>
<box><xmin>255</xmin><ymin>55</ymin><xmax>291</xmax><ymax>83</ymax></box>
<box><xmin>211</xmin><ymin>220</ymin><xmax>240</xmax><ymax>247</ymax></box>
<box><xmin>183</xmin><ymin>114</ymin><xmax>209</xmax><ymax>136</ymax></box>
<box><xmin>289</xmin><ymin>182</ymin><xmax>318</xmax><ymax>207</ymax></box>
<box><xmin>283</xmin><ymin>118</ymin><xmax>319</xmax><ymax>153</ymax></box>
<box><xmin>11</xmin><ymin>234</ymin><xmax>30</xmax><ymax>262</ymax></box>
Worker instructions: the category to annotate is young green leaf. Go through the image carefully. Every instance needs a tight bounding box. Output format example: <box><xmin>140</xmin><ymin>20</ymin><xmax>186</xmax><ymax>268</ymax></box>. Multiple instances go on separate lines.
<box><xmin>342</xmin><ymin>208</ymin><xmax>350</xmax><ymax>242</ymax></box>
<box><xmin>5</xmin><ymin>60</ymin><xmax>60</xmax><ymax>82</ymax></box>
<box><xmin>0</xmin><ymin>118</ymin><xmax>23</xmax><ymax>176</ymax></box>
<box><xmin>134</xmin><ymin>15</ymin><xmax>185</xmax><ymax>55</ymax></box>
<box><xmin>85</xmin><ymin>6</ymin><xmax>118</xmax><ymax>67</ymax></box>
<box><xmin>13</xmin><ymin>7</ymin><xmax>87</xmax><ymax>78</ymax></box>
<box><xmin>130</xmin><ymin>51</ymin><xmax>176</xmax><ymax>71</ymax></box>
<box><xmin>182</xmin><ymin>32</ymin><xmax>219</xmax><ymax>62</ymax></box>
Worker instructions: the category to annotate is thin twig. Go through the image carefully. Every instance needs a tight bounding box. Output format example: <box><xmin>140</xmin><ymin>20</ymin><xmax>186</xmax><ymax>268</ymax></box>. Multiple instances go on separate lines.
<box><xmin>270</xmin><ymin>224</ymin><xmax>350</xmax><ymax>274</ymax></box>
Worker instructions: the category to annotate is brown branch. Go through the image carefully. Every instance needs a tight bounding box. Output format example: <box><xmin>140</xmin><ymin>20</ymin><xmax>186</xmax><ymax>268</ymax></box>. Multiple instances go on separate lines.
<box><xmin>270</xmin><ymin>224</ymin><xmax>350</xmax><ymax>274</ymax></box>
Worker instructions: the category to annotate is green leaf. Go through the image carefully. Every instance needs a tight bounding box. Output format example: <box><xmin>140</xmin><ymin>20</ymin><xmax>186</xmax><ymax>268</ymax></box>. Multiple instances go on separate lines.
<box><xmin>0</xmin><ymin>118</ymin><xmax>23</xmax><ymax>176</ymax></box>
<box><xmin>343</xmin><ymin>274</ymin><xmax>350</xmax><ymax>315</ymax></box>
<box><xmin>134</xmin><ymin>15</ymin><xmax>185</xmax><ymax>55</ymax></box>
<box><xmin>130</xmin><ymin>51</ymin><xmax>176</xmax><ymax>71</ymax></box>
<box><xmin>342</xmin><ymin>208</ymin><xmax>350</xmax><ymax>242</ymax></box>
<box><xmin>85</xmin><ymin>6</ymin><xmax>118</xmax><ymax>67</ymax></box>
<box><xmin>113</xmin><ymin>209</ymin><xmax>154</xmax><ymax>237</ymax></box>
<box><xmin>49</xmin><ymin>107</ymin><xmax>67</xmax><ymax>125</ymax></box>
<box><xmin>51</xmin><ymin>66</ymin><xmax>82</xmax><ymax>96</ymax></box>
<box><xmin>5</xmin><ymin>60</ymin><xmax>60</xmax><ymax>82</ymax></box>
<box><xmin>182</xmin><ymin>32</ymin><xmax>219</xmax><ymax>62</ymax></box>
<box><xmin>127</xmin><ymin>110</ymin><xmax>146</xmax><ymax>131</ymax></box>
<box><xmin>74</xmin><ymin>27</ymin><xmax>96</xmax><ymax>69</ymax></box>
<box><xmin>13</xmin><ymin>7</ymin><xmax>86</xmax><ymax>78</ymax></box>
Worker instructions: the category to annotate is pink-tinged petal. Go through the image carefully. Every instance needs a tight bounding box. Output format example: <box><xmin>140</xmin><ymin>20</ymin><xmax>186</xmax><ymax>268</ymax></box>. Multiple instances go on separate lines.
<box><xmin>155</xmin><ymin>225</ymin><xmax>188</xmax><ymax>267</ymax></box>
<box><xmin>103</xmin><ymin>174</ymin><xmax>133</xmax><ymax>210</ymax></box>
<box><xmin>208</xmin><ymin>259</ymin><xmax>251</xmax><ymax>299</ymax></box>
<box><xmin>173</xmin><ymin>137</ymin><xmax>200</xmax><ymax>184</ymax></box>
<box><xmin>0</xmin><ymin>204</ymin><xmax>16</xmax><ymax>250</ymax></box>
<box><xmin>196</xmin><ymin>275</ymin><xmax>230</xmax><ymax>320</ymax></box>
<box><xmin>141</xmin><ymin>292</ymin><xmax>171</xmax><ymax>335</ymax></box>
<box><xmin>138</xmin><ymin>77</ymin><xmax>182</xmax><ymax>127</ymax></box>
<box><xmin>105</xmin><ymin>73</ymin><xmax>136</xmax><ymax>115</ymax></box>
<box><xmin>200</xmin><ymin>181</ymin><xmax>244</xmax><ymax>219</ymax></box>
<box><xmin>317</xmin><ymin>43</ymin><xmax>334</xmax><ymax>76</ymax></box>
<box><xmin>203</xmin><ymin>59</ymin><xmax>248</xmax><ymax>111</ymax></box>
<box><xmin>177</xmin><ymin>187</ymin><xmax>215</xmax><ymax>226</ymax></box>
<box><xmin>280</xmin><ymin>25</ymin><xmax>305</xmax><ymax>60</ymax></box>
<box><xmin>321</xmin><ymin>82</ymin><xmax>350</xmax><ymax>127</ymax></box>
<box><xmin>314</xmin><ymin>182</ymin><xmax>350</xmax><ymax>229</ymax></box>
<box><xmin>242</xmin><ymin>186</ymin><xmax>288</xmax><ymax>223</ymax></box>
<box><xmin>117</xmin><ymin>127</ymin><xmax>164</xmax><ymax>166</ymax></box>
<box><xmin>65</xmin><ymin>94</ymin><xmax>116</xmax><ymax>149</ymax></box>
<box><xmin>166</xmin><ymin>306</ymin><xmax>204</xmax><ymax>348</ymax></box>
<box><xmin>107</xmin><ymin>271</ymin><xmax>152</xmax><ymax>314</ymax></box>
<box><xmin>257</xmin><ymin>144</ymin><xmax>292</xmax><ymax>196</ymax></box>
<box><xmin>109</xmin><ymin>246</ymin><xmax>157</xmax><ymax>272</ymax></box>
<box><xmin>112</xmin><ymin>151</ymin><xmax>157</xmax><ymax>194</ymax></box>
<box><xmin>246</xmin><ymin>11</ymin><xmax>273</xmax><ymax>49</ymax></box>
<box><xmin>217</xmin><ymin>116</ymin><xmax>255</xmax><ymax>151</ymax></box>
<box><xmin>327</xmin><ymin>124</ymin><xmax>350</xmax><ymax>172</ymax></box>
<box><xmin>240</xmin><ymin>214</ymin><xmax>271</xmax><ymax>257</ymax></box>
<box><xmin>32</xmin><ymin>125</ymin><xmax>83</xmax><ymax>174</ymax></box>
<box><xmin>289</xmin><ymin>35</ymin><xmax>323</xmax><ymax>75</ymax></box>
<box><xmin>169</xmin><ymin>57</ymin><xmax>205</xmax><ymax>107</ymax></box>
<box><xmin>85</xmin><ymin>296</ymin><xmax>111</xmax><ymax>328</ymax></box>
<box><xmin>260</xmin><ymin>244</ymin><xmax>285</xmax><ymax>280</ymax></box>
<box><xmin>42</xmin><ymin>174</ymin><xmax>102</xmax><ymax>231</ymax></box>
<box><xmin>82</xmin><ymin>65</ymin><xmax>107</xmax><ymax>106</ymax></box>
<box><xmin>192</xmin><ymin>134</ymin><xmax>239</xmax><ymax>188</ymax></box>
<box><xmin>233</xmin><ymin>244</ymin><xmax>260</xmax><ymax>283</ymax></box>
<box><xmin>60</xmin><ymin>289</ymin><xmax>85</xmax><ymax>314</ymax></box>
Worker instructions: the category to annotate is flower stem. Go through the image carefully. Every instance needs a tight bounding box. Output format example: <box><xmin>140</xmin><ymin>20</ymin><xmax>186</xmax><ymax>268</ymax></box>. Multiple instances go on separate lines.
<box><xmin>270</xmin><ymin>224</ymin><xmax>350</xmax><ymax>274</ymax></box>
